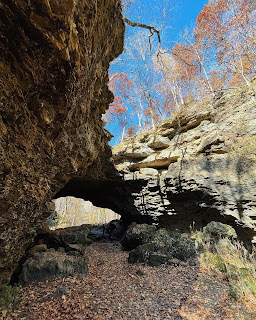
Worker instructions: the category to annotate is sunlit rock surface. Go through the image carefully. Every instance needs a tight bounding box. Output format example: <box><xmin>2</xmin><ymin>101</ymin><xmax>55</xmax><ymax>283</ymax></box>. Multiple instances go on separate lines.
<box><xmin>113</xmin><ymin>82</ymin><xmax>256</xmax><ymax>242</ymax></box>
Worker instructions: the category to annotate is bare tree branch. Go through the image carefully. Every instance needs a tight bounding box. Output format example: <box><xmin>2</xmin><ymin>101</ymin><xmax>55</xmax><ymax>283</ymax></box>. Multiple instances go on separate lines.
<box><xmin>123</xmin><ymin>17</ymin><xmax>161</xmax><ymax>45</ymax></box>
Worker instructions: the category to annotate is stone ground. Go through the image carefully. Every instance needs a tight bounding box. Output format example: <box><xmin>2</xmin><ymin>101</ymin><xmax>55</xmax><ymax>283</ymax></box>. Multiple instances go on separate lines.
<box><xmin>6</xmin><ymin>242</ymin><xmax>256</xmax><ymax>320</ymax></box>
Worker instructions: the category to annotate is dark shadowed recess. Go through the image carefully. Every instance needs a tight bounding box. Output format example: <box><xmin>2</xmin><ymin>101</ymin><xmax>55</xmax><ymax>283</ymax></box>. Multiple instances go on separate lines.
<box><xmin>159</xmin><ymin>189</ymin><xmax>255</xmax><ymax>245</ymax></box>
<box><xmin>54</xmin><ymin>176</ymin><xmax>255</xmax><ymax>245</ymax></box>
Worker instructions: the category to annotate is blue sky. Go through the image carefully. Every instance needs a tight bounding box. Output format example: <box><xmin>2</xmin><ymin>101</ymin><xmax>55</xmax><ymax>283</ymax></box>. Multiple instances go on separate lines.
<box><xmin>106</xmin><ymin>0</ymin><xmax>209</xmax><ymax>145</ymax></box>
<box><xmin>129</xmin><ymin>0</ymin><xmax>208</xmax><ymax>44</ymax></box>
<box><xmin>168</xmin><ymin>0</ymin><xmax>208</xmax><ymax>39</ymax></box>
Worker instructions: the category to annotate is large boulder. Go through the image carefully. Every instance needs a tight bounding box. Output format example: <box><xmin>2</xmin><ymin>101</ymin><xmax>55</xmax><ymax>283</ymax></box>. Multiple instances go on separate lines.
<box><xmin>121</xmin><ymin>223</ymin><xmax>157</xmax><ymax>250</ymax></box>
<box><xmin>128</xmin><ymin>228</ymin><xmax>197</xmax><ymax>266</ymax></box>
<box><xmin>12</xmin><ymin>225</ymin><xmax>91</xmax><ymax>285</ymax></box>
<box><xmin>19</xmin><ymin>250</ymin><xmax>88</xmax><ymax>285</ymax></box>
<box><xmin>39</xmin><ymin>225</ymin><xmax>92</xmax><ymax>249</ymax></box>
<box><xmin>202</xmin><ymin>221</ymin><xmax>237</xmax><ymax>241</ymax></box>
<box><xmin>105</xmin><ymin>219</ymin><xmax>125</xmax><ymax>239</ymax></box>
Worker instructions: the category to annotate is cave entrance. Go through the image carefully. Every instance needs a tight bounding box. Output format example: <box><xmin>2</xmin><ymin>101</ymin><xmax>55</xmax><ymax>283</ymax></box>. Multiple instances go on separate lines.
<box><xmin>53</xmin><ymin>177</ymin><xmax>145</xmax><ymax>227</ymax></box>
<box><xmin>10</xmin><ymin>197</ymin><xmax>121</xmax><ymax>286</ymax></box>
<box><xmin>48</xmin><ymin>196</ymin><xmax>120</xmax><ymax>230</ymax></box>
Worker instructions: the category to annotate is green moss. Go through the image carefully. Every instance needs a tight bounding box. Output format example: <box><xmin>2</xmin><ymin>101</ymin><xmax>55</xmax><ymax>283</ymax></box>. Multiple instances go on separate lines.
<box><xmin>128</xmin><ymin>229</ymin><xmax>197</xmax><ymax>266</ymax></box>
<box><xmin>243</xmin><ymin>277</ymin><xmax>256</xmax><ymax>294</ymax></box>
<box><xmin>121</xmin><ymin>223</ymin><xmax>157</xmax><ymax>250</ymax></box>
<box><xmin>229</xmin><ymin>283</ymin><xmax>241</xmax><ymax>300</ymax></box>
<box><xmin>200</xmin><ymin>252</ymin><xmax>226</xmax><ymax>272</ymax></box>
<box><xmin>0</xmin><ymin>286</ymin><xmax>20</xmax><ymax>312</ymax></box>
<box><xmin>226</xmin><ymin>264</ymin><xmax>239</xmax><ymax>280</ymax></box>
<box><xmin>198</xmin><ymin>223</ymin><xmax>256</xmax><ymax>300</ymax></box>
<box><xmin>203</xmin><ymin>221</ymin><xmax>237</xmax><ymax>240</ymax></box>
<box><xmin>136</xmin><ymin>269</ymin><xmax>145</xmax><ymax>276</ymax></box>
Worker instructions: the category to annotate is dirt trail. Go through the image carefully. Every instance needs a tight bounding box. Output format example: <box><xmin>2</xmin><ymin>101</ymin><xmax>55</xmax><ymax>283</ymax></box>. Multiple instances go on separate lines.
<box><xmin>6</xmin><ymin>243</ymin><xmax>251</xmax><ymax>320</ymax></box>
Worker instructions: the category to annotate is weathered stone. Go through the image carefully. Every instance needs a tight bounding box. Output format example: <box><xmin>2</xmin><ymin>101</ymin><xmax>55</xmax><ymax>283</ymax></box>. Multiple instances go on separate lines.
<box><xmin>197</xmin><ymin>132</ymin><xmax>224</xmax><ymax>153</ymax></box>
<box><xmin>19</xmin><ymin>250</ymin><xmax>88</xmax><ymax>285</ymax></box>
<box><xmin>203</xmin><ymin>221</ymin><xmax>237</xmax><ymax>240</ymax></box>
<box><xmin>139</xmin><ymin>168</ymin><xmax>159</xmax><ymax>177</ymax></box>
<box><xmin>29</xmin><ymin>244</ymin><xmax>47</xmax><ymax>254</ymax></box>
<box><xmin>148</xmin><ymin>136</ymin><xmax>170</xmax><ymax>149</ymax></box>
<box><xmin>65</xmin><ymin>244</ymin><xmax>86</xmax><ymax>256</ymax></box>
<box><xmin>113</xmin><ymin>80</ymin><xmax>256</xmax><ymax>242</ymax></box>
<box><xmin>121</xmin><ymin>223</ymin><xmax>157</xmax><ymax>250</ymax></box>
<box><xmin>0</xmin><ymin>0</ymin><xmax>125</xmax><ymax>288</ymax></box>
<box><xmin>105</xmin><ymin>220</ymin><xmax>125</xmax><ymax>239</ymax></box>
<box><xmin>112</xmin><ymin>143</ymin><xmax>153</xmax><ymax>163</ymax></box>
<box><xmin>39</xmin><ymin>225</ymin><xmax>92</xmax><ymax>249</ymax></box>
<box><xmin>129</xmin><ymin>154</ymin><xmax>176</xmax><ymax>171</ymax></box>
<box><xmin>57</xmin><ymin>247</ymin><xmax>66</xmax><ymax>254</ymax></box>
<box><xmin>128</xmin><ymin>228</ymin><xmax>197</xmax><ymax>266</ymax></box>
<box><xmin>158</xmin><ymin>127</ymin><xmax>176</xmax><ymax>138</ymax></box>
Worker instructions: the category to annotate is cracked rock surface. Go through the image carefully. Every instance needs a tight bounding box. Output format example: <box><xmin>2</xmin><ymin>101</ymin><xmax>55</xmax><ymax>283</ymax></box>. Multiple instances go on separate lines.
<box><xmin>0</xmin><ymin>0</ymin><xmax>124</xmax><ymax>288</ymax></box>
<box><xmin>113</xmin><ymin>82</ymin><xmax>256</xmax><ymax>242</ymax></box>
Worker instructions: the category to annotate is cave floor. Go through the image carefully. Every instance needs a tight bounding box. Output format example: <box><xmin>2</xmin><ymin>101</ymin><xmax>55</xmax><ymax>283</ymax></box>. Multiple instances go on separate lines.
<box><xmin>7</xmin><ymin>243</ymin><xmax>256</xmax><ymax>320</ymax></box>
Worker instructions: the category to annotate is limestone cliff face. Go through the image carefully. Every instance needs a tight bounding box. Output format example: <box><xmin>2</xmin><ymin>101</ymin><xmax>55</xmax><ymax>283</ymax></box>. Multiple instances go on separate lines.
<box><xmin>0</xmin><ymin>0</ymin><xmax>124</xmax><ymax>287</ymax></box>
<box><xmin>113</xmin><ymin>82</ymin><xmax>256</xmax><ymax>242</ymax></box>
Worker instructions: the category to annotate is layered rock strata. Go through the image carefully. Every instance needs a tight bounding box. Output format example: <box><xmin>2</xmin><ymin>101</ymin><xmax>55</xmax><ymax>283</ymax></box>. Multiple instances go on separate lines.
<box><xmin>0</xmin><ymin>0</ymin><xmax>124</xmax><ymax>288</ymax></box>
<box><xmin>113</xmin><ymin>82</ymin><xmax>256</xmax><ymax>242</ymax></box>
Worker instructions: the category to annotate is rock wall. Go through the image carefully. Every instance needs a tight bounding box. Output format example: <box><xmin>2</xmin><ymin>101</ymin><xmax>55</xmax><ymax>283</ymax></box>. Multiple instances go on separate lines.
<box><xmin>113</xmin><ymin>82</ymin><xmax>256</xmax><ymax>242</ymax></box>
<box><xmin>0</xmin><ymin>0</ymin><xmax>124</xmax><ymax>288</ymax></box>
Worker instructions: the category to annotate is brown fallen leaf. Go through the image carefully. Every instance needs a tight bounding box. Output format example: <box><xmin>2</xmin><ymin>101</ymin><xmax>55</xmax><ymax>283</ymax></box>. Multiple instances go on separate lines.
<box><xmin>2</xmin><ymin>310</ymin><xmax>7</xmax><ymax>317</ymax></box>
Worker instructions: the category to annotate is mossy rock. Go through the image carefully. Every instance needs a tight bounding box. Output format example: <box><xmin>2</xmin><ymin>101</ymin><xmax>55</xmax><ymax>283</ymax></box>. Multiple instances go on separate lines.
<box><xmin>203</xmin><ymin>221</ymin><xmax>237</xmax><ymax>241</ymax></box>
<box><xmin>0</xmin><ymin>286</ymin><xmax>20</xmax><ymax>312</ymax></box>
<box><xmin>39</xmin><ymin>224</ymin><xmax>92</xmax><ymax>249</ymax></box>
<box><xmin>128</xmin><ymin>228</ymin><xmax>197</xmax><ymax>266</ymax></box>
<box><xmin>128</xmin><ymin>242</ymin><xmax>170</xmax><ymax>266</ymax></box>
<box><xmin>19</xmin><ymin>250</ymin><xmax>88</xmax><ymax>285</ymax></box>
<box><xmin>128</xmin><ymin>242</ymin><xmax>155</xmax><ymax>264</ymax></box>
<box><xmin>200</xmin><ymin>252</ymin><xmax>226</xmax><ymax>272</ymax></box>
<box><xmin>121</xmin><ymin>223</ymin><xmax>157</xmax><ymax>250</ymax></box>
<box><xmin>229</xmin><ymin>283</ymin><xmax>242</xmax><ymax>300</ymax></box>
<box><xmin>226</xmin><ymin>264</ymin><xmax>239</xmax><ymax>280</ymax></box>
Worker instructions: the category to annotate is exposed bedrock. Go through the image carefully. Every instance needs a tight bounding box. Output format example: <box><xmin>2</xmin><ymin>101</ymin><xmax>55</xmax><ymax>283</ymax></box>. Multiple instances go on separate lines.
<box><xmin>113</xmin><ymin>82</ymin><xmax>256</xmax><ymax>243</ymax></box>
<box><xmin>0</xmin><ymin>0</ymin><xmax>124</xmax><ymax>288</ymax></box>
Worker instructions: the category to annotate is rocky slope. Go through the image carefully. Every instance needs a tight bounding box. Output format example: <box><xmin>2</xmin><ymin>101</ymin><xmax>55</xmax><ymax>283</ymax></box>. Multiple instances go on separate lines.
<box><xmin>113</xmin><ymin>81</ymin><xmax>256</xmax><ymax>242</ymax></box>
<box><xmin>0</xmin><ymin>0</ymin><xmax>124</xmax><ymax>288</ymax></box>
